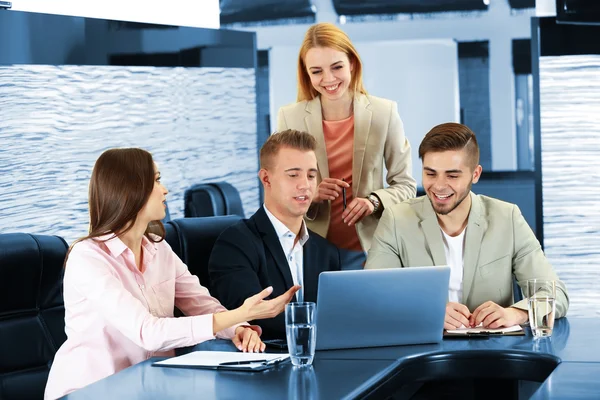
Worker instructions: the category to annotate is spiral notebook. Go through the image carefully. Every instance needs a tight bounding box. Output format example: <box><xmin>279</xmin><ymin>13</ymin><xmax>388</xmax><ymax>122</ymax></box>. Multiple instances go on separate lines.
<box><xmin>152</xmin><ymin>351</ymin><xmax>290</xmax><ymax>372</ymax></box>
<box><xmin>444</xmin><ymin>324</ymin><xmax>525</xmax><ymax>337</ymax></box>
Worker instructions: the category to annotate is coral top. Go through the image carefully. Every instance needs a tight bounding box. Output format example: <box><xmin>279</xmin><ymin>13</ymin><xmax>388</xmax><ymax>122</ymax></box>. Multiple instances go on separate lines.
<box><xmin>322</xmin><ymin>115</ymin><xmax>362</xmax><ymax>252</ymax></box>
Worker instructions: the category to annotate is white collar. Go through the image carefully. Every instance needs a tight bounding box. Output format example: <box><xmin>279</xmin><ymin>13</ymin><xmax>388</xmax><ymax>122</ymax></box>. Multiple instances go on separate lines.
<box><xmin>263</xmin><ymin>204</ymin><xmax>309</xmax><ymax>246</ymax></box>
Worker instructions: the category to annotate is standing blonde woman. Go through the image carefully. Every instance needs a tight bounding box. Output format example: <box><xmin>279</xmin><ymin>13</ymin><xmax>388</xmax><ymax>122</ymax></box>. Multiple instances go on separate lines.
<box><xmin>277</xmin><ymin>23</ymin><xmax>416</xmax><ymax>263</ymax></box>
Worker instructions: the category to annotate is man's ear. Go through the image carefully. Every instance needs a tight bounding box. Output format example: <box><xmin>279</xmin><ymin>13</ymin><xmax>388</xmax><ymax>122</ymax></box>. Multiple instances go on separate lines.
<box><xmin>258</xmin><ymin>169</ymin><xmax>270</xmax><ymax>188</ymax></box>
<box><xmin>472</xmin><ymin>165</ymin><xmax>483</xmax><ymax>184</ymax></box>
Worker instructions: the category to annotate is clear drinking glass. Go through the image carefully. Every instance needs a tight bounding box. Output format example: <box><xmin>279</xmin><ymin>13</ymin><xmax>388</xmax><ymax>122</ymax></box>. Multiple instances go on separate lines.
<box><xmin>285</xmin><ymin>302</ymin><xmax>316</xmax><ymax>367</ymax></box>
<box><xmin>527</xmin><ymin>279</ymin><xmax>556</xmax><ymax>338</ymax></box>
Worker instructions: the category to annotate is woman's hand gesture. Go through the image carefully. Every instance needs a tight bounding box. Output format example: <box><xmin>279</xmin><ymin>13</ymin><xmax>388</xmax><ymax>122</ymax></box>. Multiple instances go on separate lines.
<box><xmin>240</xmin><ymin>285</ymin><xmax>301</xmax><ymax>321</ymax></box>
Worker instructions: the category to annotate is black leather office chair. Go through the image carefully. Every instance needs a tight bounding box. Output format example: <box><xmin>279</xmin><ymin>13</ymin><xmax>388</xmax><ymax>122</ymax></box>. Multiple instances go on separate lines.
<box><xmin>0</xmin><ymin>233</ymin><xmax>68</xmax><ymax>400</ymax></box>
<box><xmin>184</xmin><ymin>182</ymin><xmax>244</xmax><ymax>218</ymax></box>
<box><xmin>164</xmin><ymin>216</ymin><xmax>242</xmax><ymax>293</ymax></box>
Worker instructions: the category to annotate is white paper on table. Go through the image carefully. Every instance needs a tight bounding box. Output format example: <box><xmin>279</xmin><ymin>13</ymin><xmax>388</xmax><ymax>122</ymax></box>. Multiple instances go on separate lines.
<box><xmin>153</xmin><ymin>351</ymin><xmax>290</xmax><ymax>369</ymax></box>
<box><xmin>446</xmin><ymin>324</ymin><xmax>524</xmax><ymax>335</ymax></box>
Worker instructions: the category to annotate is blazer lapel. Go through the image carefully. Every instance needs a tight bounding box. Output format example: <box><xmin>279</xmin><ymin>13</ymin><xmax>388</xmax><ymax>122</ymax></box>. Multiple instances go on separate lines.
<box><xmin>304</xmin><ymin>98</ymin><xmax>330</xmax><ymax>179</ymax></box>
<box><xmin>419</xmin><ymin>199</ymin><xmax>447</xmax><ymax>265</ymax></box>
<box><xmin>352</xmin><ymin>94</ymin><xmax>372</xmax><ymax>197</ymax></box>
<box><xmin>302</xmin><ymin>239</ymin><xmax>318</xmax><ymax>302</ymax></box>
<box><xmin>462</xmin><ymin>193</ymin><xmax>486</xmax><ymax>306</ymax></box>
<box><xmin>253</xmin><ymin>207</ymin><xmax>295</xmax><ymax>289</ymax></box>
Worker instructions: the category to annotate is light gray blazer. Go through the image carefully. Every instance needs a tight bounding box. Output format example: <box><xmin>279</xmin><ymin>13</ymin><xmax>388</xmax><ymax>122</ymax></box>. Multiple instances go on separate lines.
<box><xmin>365</xmin><ymin>193</ymin><xmax>569</xmax><ymax>318</ymax></box>
<box><xmin>277</xmin><ymin>94</ymin><xmax>416</xmax><ymax>251</ymax></box>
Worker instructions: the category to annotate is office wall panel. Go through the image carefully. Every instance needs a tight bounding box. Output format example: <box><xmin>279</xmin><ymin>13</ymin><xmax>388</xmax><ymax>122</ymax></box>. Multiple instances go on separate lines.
<box><xmin>539</xmin><ymin>54</ymin><xmax>600</xmax><ymax>317</ymax></box>
<box><xmin>0</xmin><ymin>65</ymin><xmax>258</xmax><ymax>243</ymax></box>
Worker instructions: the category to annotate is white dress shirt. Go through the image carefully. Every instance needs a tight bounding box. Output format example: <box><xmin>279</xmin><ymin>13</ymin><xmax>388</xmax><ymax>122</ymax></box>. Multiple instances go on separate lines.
<box><xmin>264</xmin><ymin>205</ymin><xmax>309</xmax><ymax>302</ymax></box>
<box><xmin>441</xmin><ymin>228</ymin><xmax>466</xmax><ymax>303</ymax></box>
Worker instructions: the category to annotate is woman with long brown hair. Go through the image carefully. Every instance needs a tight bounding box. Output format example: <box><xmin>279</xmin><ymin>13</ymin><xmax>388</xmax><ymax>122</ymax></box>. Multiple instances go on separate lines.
<box><xmin>45</xmin><ymin>148</ymin><xmax>298</xmax><ymax>400</ymax></box>
<box><xmin>277</xmin><ymin>23</ymin><xmax>417</xmax><ymax>265</ymax></box>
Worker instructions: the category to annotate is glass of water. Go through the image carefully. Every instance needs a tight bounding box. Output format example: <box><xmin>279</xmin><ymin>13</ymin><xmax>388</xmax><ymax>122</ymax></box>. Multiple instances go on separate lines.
<box><xmin>527</xmin><ymin>279</ymin><xmax>556</xmax><ymax>338</ymax></box>
<box><xmin>285</xmin><ymin>302</ymin><xmax>316</xmax><ymax>367</ymax></box>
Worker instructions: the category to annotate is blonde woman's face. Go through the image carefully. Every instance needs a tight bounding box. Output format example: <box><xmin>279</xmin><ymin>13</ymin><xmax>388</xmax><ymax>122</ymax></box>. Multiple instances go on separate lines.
<box><xmin>304</xmin><ymin>46</ymin><xmax>353</xmax><ymax>102</ymax></box>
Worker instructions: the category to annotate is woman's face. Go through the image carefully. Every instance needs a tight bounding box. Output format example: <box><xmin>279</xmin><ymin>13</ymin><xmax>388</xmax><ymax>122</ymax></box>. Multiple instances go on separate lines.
<box><xmin>304</xmin><ymin>46</ymin><xmax>353</xmax><ymax>102</ymax></box>
<box><xmin>139</xmin><ymin>163</ymin><xmax>168</xmax><ymax>222</ymax></box>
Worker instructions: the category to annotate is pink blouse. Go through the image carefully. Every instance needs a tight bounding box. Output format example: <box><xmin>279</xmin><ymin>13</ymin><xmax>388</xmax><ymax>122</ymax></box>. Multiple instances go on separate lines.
<box><xmin>44</xmin><ymin>234</ymin><xmax>243</xmax><ymax>400</ymax></box>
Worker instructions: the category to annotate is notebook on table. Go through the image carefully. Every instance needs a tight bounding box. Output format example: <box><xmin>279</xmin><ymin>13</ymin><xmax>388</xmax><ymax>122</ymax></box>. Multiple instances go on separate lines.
<box><xmin>444</xmin><ymin>324</ymin><xmax>525</xmax><ymax>337</ymax></box>
<box><xmin>152</xmin><ymin>351</ymin><xmax>290</xmax><ymax>372</ymax></box>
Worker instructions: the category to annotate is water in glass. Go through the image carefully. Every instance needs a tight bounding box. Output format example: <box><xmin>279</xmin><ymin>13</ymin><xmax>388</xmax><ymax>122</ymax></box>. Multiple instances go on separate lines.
<box><xmin>286</xmin><ymin>323</ymin><xmax>316</xmax><ymax>366</ymax></box>
<box><xmin>528</xmin><ymin>296</ymin><xmax>556</xmax><ymax>337</ymax></box>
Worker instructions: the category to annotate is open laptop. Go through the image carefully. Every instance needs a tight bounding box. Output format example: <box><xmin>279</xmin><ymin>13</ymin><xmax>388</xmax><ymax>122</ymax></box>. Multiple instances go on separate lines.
<box><xmin>315</xmin><ymin>266</ymin><xmax>450</xmax><ymax>350</ymax></box>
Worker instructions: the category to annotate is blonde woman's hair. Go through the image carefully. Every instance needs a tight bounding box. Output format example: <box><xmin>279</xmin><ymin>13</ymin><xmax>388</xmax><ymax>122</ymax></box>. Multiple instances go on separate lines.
<box><xmin>296</xmin><ymin>23</ymin><xmax>367</xmax><ymax>102</ymax></box>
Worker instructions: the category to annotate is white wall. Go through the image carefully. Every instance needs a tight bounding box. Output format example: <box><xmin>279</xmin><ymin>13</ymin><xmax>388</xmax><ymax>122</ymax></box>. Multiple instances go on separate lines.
<box><xmin>356</xmin><ymin>39</ymin><xmax>460</xmax><ymax>180</ymax></box>
<box><xmin>536</xmin><ymin>0</ymin><xmax>557</xmax><ymax>16</ymax></box>
<box><xmin>271</xmin><ymin>39</ymin><xmax>460</xmax><ymax>185</ymax></box>
<box><xmin>239</xmin><ymin>0</ymin><xmax>535</xmax><ymax>171</ymax></box>
<box><xmin>8</xmin><ymin>0</ymin><xmax>220</xmax><ymax>28</ymax></box>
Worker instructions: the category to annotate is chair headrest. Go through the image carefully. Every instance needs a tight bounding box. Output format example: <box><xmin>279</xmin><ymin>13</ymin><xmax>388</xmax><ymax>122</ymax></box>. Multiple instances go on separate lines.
<box><xmin>166</xmin><ymin>216</ymin><xmax>242</xmax><ymax>291</ymax></box>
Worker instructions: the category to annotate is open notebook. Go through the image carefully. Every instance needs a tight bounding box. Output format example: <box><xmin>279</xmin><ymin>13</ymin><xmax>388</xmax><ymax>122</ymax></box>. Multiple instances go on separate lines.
<box><xmin>445</xmin><ymin>324</ymin><xmax>525</xmax><ymax>337</ymax></box>
<box><xmin>153</xmin><ymin>351</ymin><xmax>290</xmax><ymax>372</ymax></box>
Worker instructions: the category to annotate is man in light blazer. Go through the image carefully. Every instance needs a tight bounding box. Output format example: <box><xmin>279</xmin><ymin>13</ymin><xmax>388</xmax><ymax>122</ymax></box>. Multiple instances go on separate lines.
<box><xmin>278</xmin><ymin>94</ymin><xmax>417</xmax><ymax>253</ymax></box>
<box><xmin>365</xmin><ymin>122</ymin><xmax>568</xmax><ymax>330</ymax></box>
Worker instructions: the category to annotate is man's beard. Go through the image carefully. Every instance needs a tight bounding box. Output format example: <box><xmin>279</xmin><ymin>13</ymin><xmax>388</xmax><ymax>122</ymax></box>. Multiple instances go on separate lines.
<box><xmin>429</xmin><ymin>181</ymin><xmax>472</xmax><ymax>216</ymax></box>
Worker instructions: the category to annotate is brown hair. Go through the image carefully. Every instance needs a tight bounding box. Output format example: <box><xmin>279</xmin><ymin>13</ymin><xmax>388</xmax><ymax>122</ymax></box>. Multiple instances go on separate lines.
<box><xmin>66</xmin><ymin>148</ymin><xmax>165</xmax><ymax>264</ymax></box>
<box><xmin>260</xmin><ymin>129</ymin><xmax>317</xmax><ymax>169</ymax></box>
<box><xmin>418</xmin><ymin>123</ymin><xmax>480</xmax><ymax>168</ymax></box>
<box><xmin>297</xmin><ymin>23</ymin><xmax>367</xmax><ymax>102</ymax></box>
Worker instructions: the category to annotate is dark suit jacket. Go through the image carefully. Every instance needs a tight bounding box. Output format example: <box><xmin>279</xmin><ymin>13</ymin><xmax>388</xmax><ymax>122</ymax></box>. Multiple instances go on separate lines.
<box><xmin>208</xmin><ymin>206</ymin><xmax>342</xmax><ymax>340</ymax></box>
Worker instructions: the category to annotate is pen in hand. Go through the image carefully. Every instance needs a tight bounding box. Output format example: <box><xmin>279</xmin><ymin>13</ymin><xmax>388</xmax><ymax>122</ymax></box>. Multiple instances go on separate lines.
<box><xmin>342</xmin><ymin>178</ymin><xmax>347</xmax><ymax>210</ymax></box>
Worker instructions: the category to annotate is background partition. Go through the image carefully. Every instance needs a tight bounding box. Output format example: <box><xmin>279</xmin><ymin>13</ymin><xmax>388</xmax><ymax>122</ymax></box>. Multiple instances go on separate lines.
<box><xmin>533</xmin><ymin>18</ymin><xmax>600</xmax><ymax>318</ymax></box>
<box><xmin>0</xmin><ymin>10</ymin><xmax>259</xmax><ymax>243</ymax></box>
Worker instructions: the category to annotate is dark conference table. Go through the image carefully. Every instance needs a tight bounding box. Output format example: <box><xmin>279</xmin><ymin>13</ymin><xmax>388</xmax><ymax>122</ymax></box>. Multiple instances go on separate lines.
<box><xmin>62</xmin><ymin>318</ymin><xmax>600</xmax><ymax>400</ymax></box>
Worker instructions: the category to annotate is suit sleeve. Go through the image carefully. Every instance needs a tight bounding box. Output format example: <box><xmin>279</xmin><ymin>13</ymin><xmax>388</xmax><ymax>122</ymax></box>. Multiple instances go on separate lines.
<box><xmin>371</xmin><ymin>100</ymin><xmax>417</xmax><ymax>210</ymax></box>
<box><xmin>208</xmin><ymin>227</ymin><xmax>286</xmax><ymax>339</ymax></box>
<box><xmin>276</xmin><ymin>107</ymin><xmax>288</xmax><ymax>132</ymax></box>
<box><xmin>511</xmin><ymin>205</ymin><xmax>569</xmax><ymax>318</ymax></box>
<box><xmin>365</xmin><ymin>206</ymin><xmax>404</xmax><ymax>270</ymax></box>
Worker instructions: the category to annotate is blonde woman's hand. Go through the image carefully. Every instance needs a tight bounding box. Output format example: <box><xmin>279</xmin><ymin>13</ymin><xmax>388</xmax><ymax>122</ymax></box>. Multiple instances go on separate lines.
<box><xmin>342</xmin><ymin>197</ymin><xmax>374</xmax><ymax>226</ymax></box>
<box><xmin>313</xmin><ymin>178</ymin><xmax>349</xmax><ymax>203</ymax></box>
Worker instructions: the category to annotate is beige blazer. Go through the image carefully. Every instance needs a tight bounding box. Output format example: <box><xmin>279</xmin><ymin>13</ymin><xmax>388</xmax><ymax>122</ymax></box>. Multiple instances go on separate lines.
<box><xmin>277</xmin><ymin>94</ymin><xmax>417</xmax><ymax>251</ymax></box>
<box><xmin>365</xmin><ymin>193</ymin><xmax>569</xmax><ymax>318</ymax></box>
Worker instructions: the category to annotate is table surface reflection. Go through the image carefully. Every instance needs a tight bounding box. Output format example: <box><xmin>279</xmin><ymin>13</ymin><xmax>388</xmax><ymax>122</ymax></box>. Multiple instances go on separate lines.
<box><xmin>62</xmin><ymin>318</ymin><xmax>600</xmax><ymax>400</ymax></box>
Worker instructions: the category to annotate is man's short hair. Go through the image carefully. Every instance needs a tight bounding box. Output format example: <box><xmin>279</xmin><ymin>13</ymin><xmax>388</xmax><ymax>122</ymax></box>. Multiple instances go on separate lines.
<box><xmin>260</xmin><ymin>129</ymin><xmax>317</xmax><ymax>169</ymax></box>
<box><xmin>418</xmin><ymin>122</ymin><xmax>480</xmax><ymax>169</ymax></box>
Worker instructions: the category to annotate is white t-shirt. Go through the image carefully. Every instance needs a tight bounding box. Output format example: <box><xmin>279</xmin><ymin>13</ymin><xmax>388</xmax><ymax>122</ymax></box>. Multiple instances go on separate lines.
<box><xmin>441</xmin><ymin>228</ymin><xmax>466</xmax><ymax>303</ymax></box>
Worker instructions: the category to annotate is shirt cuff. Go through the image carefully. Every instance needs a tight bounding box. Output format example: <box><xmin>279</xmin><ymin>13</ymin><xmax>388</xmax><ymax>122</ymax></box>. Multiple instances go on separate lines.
<box><xmin>216</xmin><ymin>322</ymin><xmax>250</xmax><ymax>340</ymax></box>
<box><xmin>190</xmin><ymin>314</ymin><xmax>217</xmax><ymax>343</ymax></box>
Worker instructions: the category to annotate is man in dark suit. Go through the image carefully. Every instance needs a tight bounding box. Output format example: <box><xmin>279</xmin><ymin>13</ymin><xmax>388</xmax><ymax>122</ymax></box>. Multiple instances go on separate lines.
<box><xmin>209</xmin><ymin>129</ymin><xmax>342</xmax><ymax>340</ymax></box>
